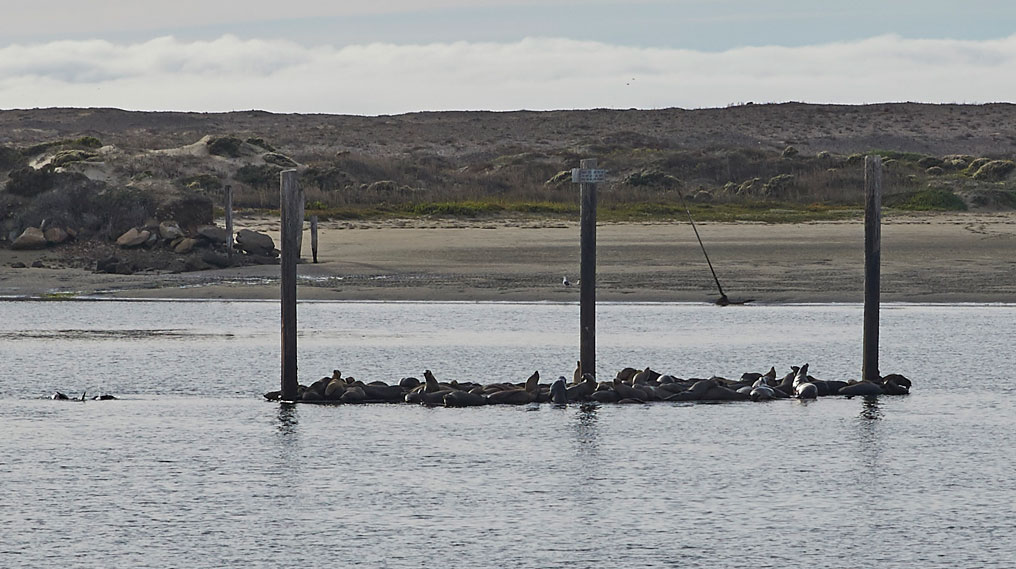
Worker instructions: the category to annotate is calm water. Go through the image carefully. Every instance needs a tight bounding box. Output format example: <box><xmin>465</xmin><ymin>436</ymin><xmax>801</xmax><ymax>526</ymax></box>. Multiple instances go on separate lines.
<box><xmin>1</xmin><ymin>300</ymin><xmax>1014</xmax><ymax>568</ymax></box>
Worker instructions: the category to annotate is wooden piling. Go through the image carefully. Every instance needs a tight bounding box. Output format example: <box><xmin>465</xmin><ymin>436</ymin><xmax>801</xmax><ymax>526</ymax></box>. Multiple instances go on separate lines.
<box><xmin>310</xmin><ymin>215</ymin><xmax>319</xmax><ymax>264</ymax></box>
<box><xmin>579</xmin><ymin>158</ymin><xmax>597</xmax><ymax>379</ymax></box>
<box><xmin>224</xmin><ymin>185</ymin><xmax>234</xmax><ymax>263</ymax></box>
<box><xmin>280</xmin><ymin>170</ymin><xmax>301</xmax><ymax>401</ymax></box>
<box><xmin>863</xmin><ymin>155</ymin><xmax>882</xmax><ymax>382</ymax></box>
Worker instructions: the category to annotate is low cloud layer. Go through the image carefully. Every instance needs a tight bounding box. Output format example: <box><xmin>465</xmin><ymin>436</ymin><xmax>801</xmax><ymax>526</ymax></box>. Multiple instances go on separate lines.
<box><xmin>1</xmin><ymin>34</ymin><xmax>1014</xmax><ymax>114</ymax></box>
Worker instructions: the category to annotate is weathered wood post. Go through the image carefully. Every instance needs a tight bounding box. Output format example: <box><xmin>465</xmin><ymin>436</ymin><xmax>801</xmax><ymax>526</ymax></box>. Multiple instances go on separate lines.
<box><xmin>573</xmin><ymin>159</ymin><xmax>604</xmax><ymax>379</ymax></box>
<box><xmin>224</xmin><ymin>185</ymin><xmax>234</xmax><ymax>263</ymax></box>
<box><xmin>863</xmin><ymin>155</ymin><xmax>882</xmax><ymax>382</ymax></box>
<box><xmin>280</xmin><ymin>170</ymin><xmax>302</xmax><ymax>401</ymax></box>
<box><xmin>310</xmin><ymin>215</ymin><xmax>319</xmax><ymax>264</ymax></box>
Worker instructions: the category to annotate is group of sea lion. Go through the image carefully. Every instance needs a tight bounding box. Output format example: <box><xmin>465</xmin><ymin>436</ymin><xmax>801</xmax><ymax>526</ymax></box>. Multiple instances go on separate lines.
<box><xmin>263</xmin><ymin>362</ymin><xmax>911</xmax><ymax>405</ymax></box>
<box><xmin>51</xmin><ymin>391</ymin><xmax>118</xmax><ymax>401</ymax></box>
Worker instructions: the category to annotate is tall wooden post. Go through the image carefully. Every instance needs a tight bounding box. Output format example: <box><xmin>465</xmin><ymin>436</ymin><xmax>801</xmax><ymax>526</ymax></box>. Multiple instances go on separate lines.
<box><xmin>578</xmin><ymin>158</ymin><xmax>599</xmax><ymax>379</ymax></box>
<box><xmin>224</xmin><ymin>185</ymin><xmax>234</xmax><ymax>263</ymax></box>
<box><xmin>310</xmin><ymin>215</ymin><xmax>319</xmax><ymax>264</ymax></box>
<box><xmin>863</xmin><ymin>155</ymin><xmax>882</xmax><ymax>382</ymax></box>
<box><xmin>280</xmin><ymin>170</ymin><xmax>301</xmax><ymax>401</ymax></box>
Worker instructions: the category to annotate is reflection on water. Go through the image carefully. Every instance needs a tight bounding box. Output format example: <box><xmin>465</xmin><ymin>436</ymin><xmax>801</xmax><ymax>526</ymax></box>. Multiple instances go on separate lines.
<box><xmin>276</xmin><ymin>403</ymin><xmax>299</xmax><ymax>436</ymax></box>
<box><xmin>855</xmin><ymin>396</ymin><xmax>885</xmax><ymax>481</ymax></box>
<box><xmin>571</xmin><ymin>405</ymin><xmax>599</xmax><ymax>452</ymax></box>
<box><xmin>859</xmin><ymin>395</ymin><xmax>883</xmax><ymax>420</ymax></box>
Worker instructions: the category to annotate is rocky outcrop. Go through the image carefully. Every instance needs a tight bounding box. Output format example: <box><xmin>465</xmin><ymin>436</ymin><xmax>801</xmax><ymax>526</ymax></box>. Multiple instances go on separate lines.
<box><xmin>44</xmin><ymin>227</ymin><xmax>70</xmax><ymax>245</ymax></box>
<box><xmin>197</xmin><ymin>225</ymin><xmax>230</xmax><ymax>244</ymax></box>
<box><xmin>11</xmin><ymin>227</ymin><xmax>47</xmax><ymax>250</ymax></box>
<box><xmin>235</xmin><ymin>229</ymin><xmax>276</xmax><ymax>256</ymax></box>
<box><xmin>158</xmin><ymin>221</ymin><xmax>183</xmax><ymax>240</ymax></box>
<box><xmin>116</xmin><ymin>228</ymin><xmax>150</xmax><ymax>248</ymax></box>
<box><xmin>173</xmin><ymin>237</ymin><xmax>201</xmax><ymax>254</ymax></box>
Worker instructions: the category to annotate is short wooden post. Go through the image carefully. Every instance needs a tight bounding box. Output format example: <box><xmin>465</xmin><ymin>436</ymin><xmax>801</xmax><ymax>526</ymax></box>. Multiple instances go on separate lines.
<box><xmin>310</xmin><ymin>215</ymin><xmax>319</xmax><ymax>264</ymax></box>
<box><xmin>280</xmin><ymin>170</ymin><xmax>301</xmax><ymax>401</ymax></box>
<box><xmin>224</xmin><ymin>185</ymin><xmax>234</xmax><ymax>263</ymax></box>
<box><xmin>863</xmin><ymin>155</ymin><xmax>882</xmax><ymax>382</ymax></box>
<box><xmin>579</xmin><ymin>158</ymin><xmax>598</xmax><ymax>379</ymax></box>
<box><xmin>297</xmin><ymin>190</ymin><xmax>305</xmax><ymax>258</ymax></box>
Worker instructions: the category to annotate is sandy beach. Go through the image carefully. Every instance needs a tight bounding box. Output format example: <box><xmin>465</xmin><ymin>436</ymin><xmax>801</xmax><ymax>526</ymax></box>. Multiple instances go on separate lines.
<box><xmin>2</xmin><ymin>212</ymin><xmax>1015</xmax><ymax>303</ymax></box>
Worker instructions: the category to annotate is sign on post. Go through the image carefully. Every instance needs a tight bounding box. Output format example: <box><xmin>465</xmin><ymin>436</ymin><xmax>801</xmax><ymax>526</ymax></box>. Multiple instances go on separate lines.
<box><xmin>571</xmin><ymin>168</ymin><xmax>607</xmax><ymax>184</ymax></box>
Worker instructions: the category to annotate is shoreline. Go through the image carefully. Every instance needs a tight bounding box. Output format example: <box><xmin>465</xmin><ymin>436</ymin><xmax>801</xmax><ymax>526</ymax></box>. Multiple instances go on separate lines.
<box><xmin>3</xmin><ymin>212</ymin><xmax>1016</xmax><ymax>304</ymax></box>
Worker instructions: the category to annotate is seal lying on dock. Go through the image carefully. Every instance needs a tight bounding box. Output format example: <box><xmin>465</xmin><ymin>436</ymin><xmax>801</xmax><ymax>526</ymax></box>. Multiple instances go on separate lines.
<box><xmin>793</xmin><ymin>363</ymin><xmax>818</xmax><ymax>399</ymax></box>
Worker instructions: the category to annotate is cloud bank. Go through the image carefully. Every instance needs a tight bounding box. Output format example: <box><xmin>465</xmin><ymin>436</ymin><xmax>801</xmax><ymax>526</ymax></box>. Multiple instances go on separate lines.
<box><xmin>1</xmin><ymin>34</ymin><xmax>1014</xmax><ymax>114</ymax></box>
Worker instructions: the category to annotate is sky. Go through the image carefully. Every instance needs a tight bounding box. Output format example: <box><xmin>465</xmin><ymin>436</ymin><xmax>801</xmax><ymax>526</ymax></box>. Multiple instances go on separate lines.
<box><xmin>1</xmin><ymin>0</ymin><xmax>1015</xmax><ymax>115</ymax></box>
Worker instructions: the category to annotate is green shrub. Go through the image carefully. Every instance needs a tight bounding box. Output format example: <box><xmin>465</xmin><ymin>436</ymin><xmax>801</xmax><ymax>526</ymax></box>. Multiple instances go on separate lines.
<box><xmin>263</xmin><ymin>153</ymin><xmax>297</xmax><ymax>168</ymax></box>
<box><xmin>917</xmin><ymin>156</ymin><xmax>943</xmax><ymax>168</ymax></box>
<box><xmin>246</xmin><ymin>137</ymin><xmax>276</xmax><ymax>152</ymax></box>
<box><xmin>302</xmin><ymin>167</ymin><xmax>348</xmax><ymax>191</ymax></box>
<box><xmin>885</xmin><ymin>189</ymin><xmax>967</xmax><ymax>211</ymax></box>
<box><xmin>234</xmin><ymin>164</ymin><xmax>282</xmax><ymax>188</ymax></box>
<box><xmin>207</xmin><ymin>136</ymin><xmax>245</xmax><ymax>158</ymax></box>
<box><xmin>781</xmin><ymin>146</ymin><xmax>799</xmax><ymax>158</ymax></box>
<box><xmin>5</xmin><ymin>168</ymin><xmax>56</xmax><ymax>197</ymax></box>
<box><xmin>179</xmin><ymin>174</ymin><xmax>223</xmax><ymax>191</ymax></box>
<box><xmin>49</xmin><ymin>149</ymin><xmax>98</xmax><ymax>167</ymax></box>
<box><xmin>0</xmin><ymin>146</ymin><xmax>25</xmax><ymax>170</ymax></box>
<box><xmin>925</xmin><ymin>166</ymin><xmax>944</xmax><ymax>176</ymax></box>
<box><xmin>971</xmin><ymin>160</ymin><xmax>1015</xmax><ymax>181</ymax></box>
<box><xmin>763</xmin><ymin>173</ymin><xmax>795</xmax><ymax>196</ymax></box>
<box><xmin>73</xmin><ymin>136</ymin><xmax>103</xmax><ymax>149</ymax></box>
<box><xmin>408</xmin><ymin>201</ymin><xmax>505</xmax><ymax>216</ymax></box>
<box><xmin>964</xmin><ymin>157</ymin><xmax>991</xmax><ymax>175</ymax></box>
<box><xmin>869</xmin><ymin>149</ymin><xmax>925</xmax><ymax>162</ymax></box>
<box><xmin>545</xmin><ymin>170</ymin><xmax>572</xmax><ymax>185</ymax></box>
<box><xmin>622</xmin><ymin>170</ymin><xmax>679</xmax><ymax>187</ymax></box>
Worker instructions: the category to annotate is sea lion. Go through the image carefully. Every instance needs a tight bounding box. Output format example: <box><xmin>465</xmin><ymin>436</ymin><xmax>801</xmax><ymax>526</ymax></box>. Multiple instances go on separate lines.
<box><xmin>550</xmin><ymin>377</ymin><xmax>568</xmax><ymax>405</ymax></box>
<box><xmin>741</xmin><ymin>372</ymin><xmax>763</xmax><ymax>383</ymax></box>
<box><xmin>838</xmin><ymin>381</ymin><xmax>884</xmax><ymax>396</ymax></box>
<box><xmin>749</xmin><ymin>385</ymin><xmax>776</xmax><ymax>401</ymax></box>
<box><xmin>486</xmin><ymin>389</ymin><xmax>534</xmax><ymax>405</ymax></box>
<box><xmin>793</xmin><ymin>363</ymin><xmax>818</xmax><ymax>399</ymax></box>
<box><xmin>775</xmin><ymin>367</ymin><xmax>798</xmax><ymax>395</ymax></box>
<box><xmin>399</xmin><ymin>377</ymin><xmax>421</xmax><ymax>389</ymax></box>
<box><xmin>573</xmin><ymin>361</ymin><xmax>582</xmax><ymax>384</ymax></box>
<box><xmin>419</xmin><ymin>390</ymin><xmax>454</xmax><ymax>405</ymax></box>
<box><xmin>566</xmin><ymin>374</ymin><xmax>597</xmax><ymax>401</ymax></box>
<box><xmin>444</xmin><ymin>390</ymin><xmax>487</xmax><ymax>407</ymax></box>
<box><xmin>701</xmin><ymin>385</ymin><xmax>749</xmax><ymax>401</ymax></box>
<box><xmin>524</xmin><ymin>371</ymin><xmax>540</xmax><ymax>393</ymax></box>
<box><xmin>615</xmin><ymin>367</ymin><xmax>639</xmax><ymax>383</ymax></box>
<box><xmin>338</xmin><ymin>385</ymin><xmax>365</xmax><ymax>403</ymax></box>
<box><xmin>614</xmin><ymin>383</ymin><xmax>648</xmax><ymax>401</ymax></box>
<box><xmin>423</xmin><ymin>370</ymin><xmax>441</xmax><ymax>393</ymax></box>
<box><xmin>362</xmin><ymin>384</ymin><xmax>404</xmax><ymax>402</ymax></box>
<box><xmin>882</xmin><ymin>373</ymin><xmax>912</xmax><ymax>395</ymax></box>
<box><xmin>590</xmin><ymin>389</ymin><xmax>619</xmax><ymax>403</ymax></box>
<box><xmin>324</xmin><ymin>378</ymin><xmax>348</xmax><ymax>400</ymax></box>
